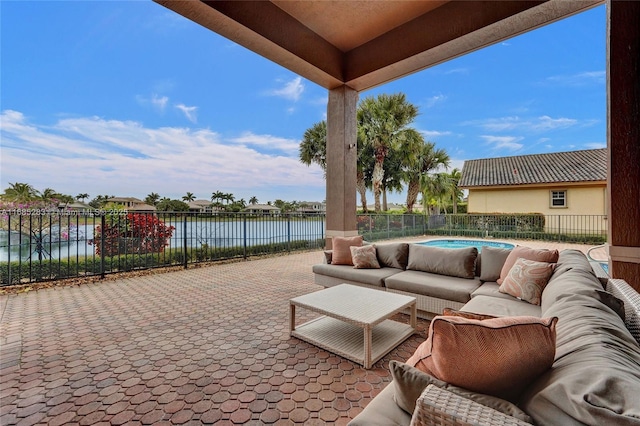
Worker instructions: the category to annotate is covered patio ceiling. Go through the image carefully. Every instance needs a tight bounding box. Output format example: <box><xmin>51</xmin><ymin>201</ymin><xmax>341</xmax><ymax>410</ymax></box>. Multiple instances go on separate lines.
<box><xmin>154</xmin><ymin>0</ymin><xmax>603</xmax><ymax>92</ymax></box>
<box><xmin>154</xmin><ymin>0</ymin><xmax>640</xmax><ymax>292</ymax></box>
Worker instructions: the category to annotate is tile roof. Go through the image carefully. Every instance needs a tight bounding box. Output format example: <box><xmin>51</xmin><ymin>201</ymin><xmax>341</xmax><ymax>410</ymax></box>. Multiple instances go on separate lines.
<box><xmin>459</xmin><ymin>148</ymin><xmax>607</xmax><ymax>188</ymax></box>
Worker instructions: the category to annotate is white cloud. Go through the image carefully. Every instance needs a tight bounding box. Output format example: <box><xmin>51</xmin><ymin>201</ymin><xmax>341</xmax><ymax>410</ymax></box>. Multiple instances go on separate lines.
<box><xmin>584</xmin><ymin>142</ymin><xmax>606</xmax><ymax>149</ymax></box>
<box><xmin>419</xmin><ymin>129</ymin><xmax>452</xmax><ymax>139</ymax></box>
<box><xmin>543</xmin><ymin>70</ymin><xmax>605</xmax><ymax>86</ymax></box>
<box><xmin>533</xmin><ymin>115</ymin><xmax>577</xmax><ymax>130</ymax></box>
<box><xmin>267</xmin><ymin>76</ymin><xmax>305</xmax><ymax>101</ymax></box>
<box><xmin>0</xmin><ymin>110</ymin><xmax>324</xmax><ymax>201</ymax></box>
<box><xmin>229</xmin><ymin>131</ymin><xmax>300</xmax><ymax>154</ymax></box>
<box><xmin>151</xmin><ymin>94</ymin><xmax>168</xmax><ymax>111</ymax></box>
<box><xmin>466</xmin><ymin>115</ymin><xmax>578</xmax><ymax>132</ymax></box>
<box><xmin>444</xmin><ymin>68</ymin><xmax>469</xmax><ymax>75</ymax></box>
<box><xmin>480</xmin><ymin>135</ymin><xmax>524</xmax><ymax>151</ymax></box>
<box><xmin>175</xmin><ymin>103</ymin><xmax>198</xmax><ymax>123</ymax></box>
<box><xmin>424</xmin><ymin>94</ymin><xmax>447</xmax><ymax>108</ymax></box>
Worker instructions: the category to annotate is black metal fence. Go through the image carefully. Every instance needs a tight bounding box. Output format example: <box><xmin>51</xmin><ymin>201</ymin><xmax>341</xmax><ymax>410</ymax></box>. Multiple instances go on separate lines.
<box><xmin>1</xmin><ymin>210</ymin><xmax>607</xmax><ymax>286</ymax></box>
<box><xmin>357</xmin><ymin>213</ymin><xmax>607</xmax><ymax>244</ymax></box>
<box><xmin>0</xmin><ymin>211</ymin><xmax>325</xmax><ymax>286</ymax></box>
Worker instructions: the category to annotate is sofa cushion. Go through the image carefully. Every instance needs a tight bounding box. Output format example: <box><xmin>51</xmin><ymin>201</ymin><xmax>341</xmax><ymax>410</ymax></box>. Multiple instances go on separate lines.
<box><xmin>311</xmin><ymin>264</ymin><xmax>399</xmax><ymax>288</ymax></box>
<box><xmin>389</xmin><ymin>361</ymin><xmax>533</xmax><ymax>423</ymax></box>
<box><xmin>521</xmin><ymin>250</ymin><xmax>640</xmax><ymax>426</ymax></box>
<box><xmin>385</xmin><ymin>270</ymin><xmax>482</xmax><ymax>304</ymax></box>
<box><xmin>499</xmin><ymin>258</ymin><xmax>555</xmax><ymax>305</ymax></box>
<box><xmin>347</xmin><ymin>382</ymin><xmax>411</xmax><ymax>426</ymax></box>
<box><xmin>406</xmin><ymin>315</ymin><xmax>557</xmax><ymax>402</ymax></box>
<box><xmin>407</xmin><ymin>245</ymin><xmax>478</xmax><ymax>279</ymax></box>
<box><xmin>462</xmin><ymin>294</ymin><xmax>542</xmax><ymax>317</ymax></box>
<box><xmin>375</xmin><ymin>243</ymin><xmax>409</xmax><ymax>270</ymax></box>
<box><xmin>480</xmin><ymin>246</ymin><xmax>512</xmax><ymax>282</ymax></box>
<box><xmin>497</xmin><ymin>246</ymin><xmax>559</xmax><ymax>285</ymax></box>
<box><xmin>471</xmin><ymin>282</ymin><xmax>520</xmax><ymax>301</ymax></box>
<box><xmin>442</xmin><ymin>307</ymin><xmax>496</xmax><ymax>321</ymax></box>
<box><xmin>350</xmin><ymin>245</ymin><xmax>381</xmax><ymax>269</ymax></box>
<box><xmin>331</xmin><ymin>235</ymin><xmax>363</xmax><ymax>265</ymax></box>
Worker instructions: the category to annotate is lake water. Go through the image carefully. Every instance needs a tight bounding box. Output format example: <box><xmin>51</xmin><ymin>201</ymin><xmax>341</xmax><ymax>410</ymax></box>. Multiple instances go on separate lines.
<box><xmin>0</xmin><ymin>218</ymin><xmax>325</xmax><ymax>262</ymax></box>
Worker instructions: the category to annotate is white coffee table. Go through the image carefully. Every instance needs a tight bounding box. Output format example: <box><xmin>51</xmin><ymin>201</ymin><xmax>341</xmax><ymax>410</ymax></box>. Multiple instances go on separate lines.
<box><xmin>289</xmin><ymin>284</ymin><xmax>417</xmax><ymax>368</ymax></box>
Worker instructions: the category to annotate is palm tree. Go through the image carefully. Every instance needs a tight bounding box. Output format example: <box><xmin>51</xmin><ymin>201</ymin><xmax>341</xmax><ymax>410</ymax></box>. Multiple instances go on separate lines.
<box><xmin>211</xmin><ymin>191</ymin><xmax>224</xmax><ymax>204</ymax></box>
<box><xmin>2</xmin><ymin>182</ymin><xmax>38</xmax><ymax>202</ymax></box>
<box><xmin>182</xmin><ymin>192</ymin><xmax>196</xmax><ymax>202</ymax></box>
<box><xmin>145</xmin><ymin>193</ymin><xmax>160</xmax><ymax>206</ymax></box>
<box><xmin>40</xmin><ymin>188</ymin><xmax>60</xmax><ymax>201</ymax></box>
<box><xmin>446</xmin><ymin>168</ymin><xmax>463</xmax><ymax>214</ymax></box>
<box><xmin>421</xmin><ymin>173</ymin><xmax>450</xmax><ymax>215</ymax></box>
<box><xmin>404</xmin><ymin>141</ymin><xmax>450</xmax><ymax>213</ymax></box>
<box><xmin>358</xmin><ymin>93</ymin><xmax>419</xmax><ymax>212</ymax></box>
<box><xmin>249</xmin><ymin>196</ymin><xmax>258</xmax><ymax>205</ymax></box>
<box><xmin>299</xmin><ymin>121</ymin><xmax>327</xmax><ymax>174</ymax></box>
<box><xmin>76</xmin><ymin>193</ymin><xmax>89</xmax><ymax>203</ymax></box>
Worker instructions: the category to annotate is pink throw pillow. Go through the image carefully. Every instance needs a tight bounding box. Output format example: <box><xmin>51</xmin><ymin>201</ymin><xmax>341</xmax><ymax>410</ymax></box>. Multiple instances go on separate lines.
<box><xmin>331</xmin><ymin>236</ymin><xmax>363</xmax><ymax>265</ymax></box>
<box><xmin>350</xmin><ymin>245</ymin><xmax>381</xmax><ymax>269</ymax></box>
<box><xmin>497</xmin><ymin>246</ymin><xmax>559</xmax><ymax>284</ymax></box>
<box><xmin>406</xmin><ymin>315</ymin><xmax>557</xmax><ymax>402</ymax></box>
<box><xmin>499</xmin><ymin>258</ymin><xmax>555</xmax><ymax>305</ymax></box>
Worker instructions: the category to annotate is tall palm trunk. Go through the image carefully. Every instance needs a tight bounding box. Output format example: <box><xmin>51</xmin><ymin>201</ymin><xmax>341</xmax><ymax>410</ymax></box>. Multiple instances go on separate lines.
<box><xmin>405</xmin><ymin>180</ymin><xmax>420</xmax><ymax>213</ymax></box>
<box><xmin>382</xmin><ymin>188</ymin><xmax>388</xmax><ymax>212</ymax></box>
<box><xmin>357</xmin><ymin>170</ymin><xmax>368</xmax><ymax>212</ymax></box>
<box><xmin>372</xmin><ymin>159</ymin><xmax>384</xmax><ymax>212</ymax></box>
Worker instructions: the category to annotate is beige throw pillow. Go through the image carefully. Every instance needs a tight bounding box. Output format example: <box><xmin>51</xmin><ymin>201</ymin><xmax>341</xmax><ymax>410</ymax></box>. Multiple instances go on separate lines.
<box><xmin>499</xmin><ymin>258</ymin><xmax>555</xmax><ymax>305</ymax></box>
<box><xmin>497</xmin><ymin>246</ymin><xmax>559</xmax><ymax>284</ymax></box>
<box><xmin>406</xmin><ymin>315</ymin><xmax>558</xmax><ymax>402</ymax></box>
<box><xmin>350</xmin><ymin>245</ymin><xmax>381</xmax><ymax>269</ymax></box>
<box><xmin>330</xmin><ymin>236</ymin><xmax>363</xmax><ymax>265</ymax></box>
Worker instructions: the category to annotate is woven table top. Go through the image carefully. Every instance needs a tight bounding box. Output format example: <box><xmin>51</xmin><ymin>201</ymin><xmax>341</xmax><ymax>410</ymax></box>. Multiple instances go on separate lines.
<box><xmin>290</xmin><ymin>284</ymin><xmax>416</xmax><ymax>326</ymax></box>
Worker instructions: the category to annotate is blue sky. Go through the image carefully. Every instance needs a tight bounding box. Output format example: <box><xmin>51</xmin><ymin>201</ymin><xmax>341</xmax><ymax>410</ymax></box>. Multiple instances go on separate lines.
<box><xmin>1</xmin><ymin>2</ymin><xmax>606</xmax><ymax>205</ymax></box>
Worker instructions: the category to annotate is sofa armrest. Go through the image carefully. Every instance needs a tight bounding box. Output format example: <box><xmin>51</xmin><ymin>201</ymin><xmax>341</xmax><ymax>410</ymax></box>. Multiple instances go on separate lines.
<box><xmin>411</xmin><ymin>385</ymin><xmax>533</xmax><ymax>426</ymax></box>
<box><xmin>606</xmin><ymin>278</ymin><xmax>640</xmax><ymax>344</ymax></box>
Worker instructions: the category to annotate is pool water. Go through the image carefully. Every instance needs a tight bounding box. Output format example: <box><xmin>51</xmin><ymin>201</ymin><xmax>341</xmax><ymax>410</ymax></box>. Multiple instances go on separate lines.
<box><xmin>418</xmin><ymin>239</ymin><xmax>515</xmax><ymax>252</ymax></box>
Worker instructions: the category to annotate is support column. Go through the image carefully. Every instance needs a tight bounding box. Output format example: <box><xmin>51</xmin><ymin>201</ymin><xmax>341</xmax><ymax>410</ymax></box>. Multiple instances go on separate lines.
<box><xmin>607</xmin><ymin>0</ymin><xmax>640</xmax><ymax>292</ymax></box>
<box><xmin>325</xmin><ymin>86</ymin><xmax>358</xmax><ymax>249</ymax></box>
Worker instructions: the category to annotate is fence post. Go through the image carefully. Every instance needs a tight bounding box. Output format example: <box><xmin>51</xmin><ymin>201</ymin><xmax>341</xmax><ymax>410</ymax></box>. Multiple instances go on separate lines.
<box><xmin>287</xmin><ymin>215</ymin><xmax>291</xmax><ymax>253</ymax></box>
<box><xmin>100</xmin><ymin>215</ymin><xmax>106</xmax><ymax>279</ymax></box>
<box><xmin>183</xmin><ymin>216</ymin><xmax>188</xmax><ymax>269</ymax></box>
<box><xmin>243</xmin><ymin>214</ymin><xmax>247</xmax><ymax>259</ymax></box>
<box><xmin>7</xmin><ymin>215</ymin><xmax>11</xmax><ymax>285</ymax></box>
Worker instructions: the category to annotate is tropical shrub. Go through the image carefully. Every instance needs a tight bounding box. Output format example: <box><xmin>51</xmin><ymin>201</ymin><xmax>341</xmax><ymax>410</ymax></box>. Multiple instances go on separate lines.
<box><xmin>90</xmin><ymin>213</ymin><xmax>175</xmax><ymax>256</ymax></box>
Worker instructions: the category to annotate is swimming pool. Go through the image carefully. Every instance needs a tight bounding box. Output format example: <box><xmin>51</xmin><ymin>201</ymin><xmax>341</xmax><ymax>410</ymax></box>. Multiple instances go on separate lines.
<box><xmin>418</xmin><ymin>239</ymin><xmax>515</xmax><ymax>252</ymax></box>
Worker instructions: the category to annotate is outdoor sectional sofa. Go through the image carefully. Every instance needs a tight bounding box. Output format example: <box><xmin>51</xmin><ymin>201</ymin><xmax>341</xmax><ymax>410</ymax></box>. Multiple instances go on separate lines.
<box><xmin>312</xmin><ymin>242</ymin><xmax>640</xmax><ymax>425</ymax></box>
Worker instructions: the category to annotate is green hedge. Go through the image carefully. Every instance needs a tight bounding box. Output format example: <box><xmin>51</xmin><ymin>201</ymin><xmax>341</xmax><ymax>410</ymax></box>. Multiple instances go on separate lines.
<box><xmin>0</xmin><ymin>238</ymin><xmax>326</xmax><ymax>286</ymax></box>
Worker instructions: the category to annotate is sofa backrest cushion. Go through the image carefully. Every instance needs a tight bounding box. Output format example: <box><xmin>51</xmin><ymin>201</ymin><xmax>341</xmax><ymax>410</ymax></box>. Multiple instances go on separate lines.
<box><xmin>479</xmin><ymin>246</ymin><xmax>512</xmax><ymax>282</ymax></box>
<box><xmin>406</xmin><ymin>315</ymin><xmax>558</xmax><ymax>402</ymax></box>
<box><xmin>375</xmin><ymin>243</ymin><xmax>409</xmax><ymax>270</ymax></box>
<box><xmin>497</xmin><ymin>246</ymin><xmax>559</xmax><ymax>285</ymax></box>
<box><xmin>330</xmin><ymin>235</ymin><xmax>363</xmax><ymax>265</ymax></box>
<box><xmin>389</xmin><ymin>361</ymin><xmax>533</xmax><ymax>423</ymax></box>
<box><xmin>407</xmin><ymin>245</ymin><xmax>478</xmax><ymax>279</ymax></box>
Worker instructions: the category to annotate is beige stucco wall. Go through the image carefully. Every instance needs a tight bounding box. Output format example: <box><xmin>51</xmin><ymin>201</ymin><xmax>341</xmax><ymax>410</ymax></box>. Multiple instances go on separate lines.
<box><xmin>467</xmin><ymin>185</ymin><xmax>607</xmax><ymax>234</ymax></box>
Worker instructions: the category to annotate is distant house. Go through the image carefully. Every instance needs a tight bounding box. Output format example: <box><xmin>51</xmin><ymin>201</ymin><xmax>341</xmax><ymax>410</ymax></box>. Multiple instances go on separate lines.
<box><xmin>244</xmin><ymin>204</ymin><xmax>281</xmax><ymax>215</ymax></box>
<box><xmin>459</xmin><ymin>148</ymin><xmax>607</xmax><ymax>232</ymax></box>
<box><xmin>188</xmin><ymin>200</ymin><xmax>214</xmax><ymax>213</ymax></box>
<box><xmin>106</xmin><ymin>197</ymin><xmax>156</xmax><ymax>212</ymax></box>
<box><xmin>296</xmin><ymin>201</ymin><xmax>326</xmax><ymax>215</ymax></box>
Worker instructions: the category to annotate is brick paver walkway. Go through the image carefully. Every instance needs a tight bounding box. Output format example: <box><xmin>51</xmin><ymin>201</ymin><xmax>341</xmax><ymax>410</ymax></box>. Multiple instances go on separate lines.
<box><xmin>0</xmin><ymin>250</ymin><xmax>429</xmax><ymax>425</ymax></box>
<box><xmin>0</xmin><ymin>238</ymin><xmax>592</xmax><ymax>425</ymax></box>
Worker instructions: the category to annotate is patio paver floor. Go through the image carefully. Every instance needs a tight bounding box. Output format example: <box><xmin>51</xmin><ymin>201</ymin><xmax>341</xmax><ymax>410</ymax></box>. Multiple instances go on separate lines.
<box><xmin>0</xmin><ymin>238</ymin><xmax>592</xmax><ymax>425</ymax></box>
<box><xmin>0</xmin><ymin>250</ymin><xmax>430</xmax><ymax>425</ymax></box>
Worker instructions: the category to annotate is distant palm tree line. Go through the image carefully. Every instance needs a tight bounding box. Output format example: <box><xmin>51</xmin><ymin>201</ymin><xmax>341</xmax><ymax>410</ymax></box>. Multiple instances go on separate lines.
<box><xmin>0</xmin><ymin>183</ymin><xmax>319</xmax><ymax>214</ymax></box>
<box><xmin>299</xmin><ymin>92</ymin><xmax>462</xmax><ymax>214</ymax></box>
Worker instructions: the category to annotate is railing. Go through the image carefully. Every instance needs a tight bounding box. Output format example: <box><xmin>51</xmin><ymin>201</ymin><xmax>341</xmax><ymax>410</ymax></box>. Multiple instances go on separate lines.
<box><xmin>0</xmin><ymin>211</ymin><xmax>325</xmax><ymax>286</ymax></box>
<box><xmin>1</xmin><ymin>210</ymin><xmax>608</xmax><ymax>286</ymax></box>
<box><xmin>357</xmin><ymin>213</ymin><xmax>607</xmax><ymax>245</ymax></box>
